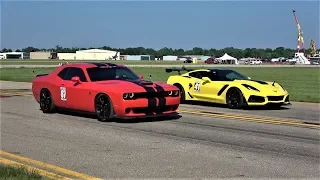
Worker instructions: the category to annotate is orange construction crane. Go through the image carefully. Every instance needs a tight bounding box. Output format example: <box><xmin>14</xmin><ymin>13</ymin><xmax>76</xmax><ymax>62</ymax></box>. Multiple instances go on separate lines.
<box><xmin>292</xmin><ymin>9</ymin><xmax>305</xmax><ymax>53</ymax></box>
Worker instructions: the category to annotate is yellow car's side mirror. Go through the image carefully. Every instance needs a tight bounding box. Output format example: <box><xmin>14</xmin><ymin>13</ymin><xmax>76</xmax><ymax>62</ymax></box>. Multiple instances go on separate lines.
<box><xmin>202</xmin><ymin>77</ymin><xmax>211</xmax><ymax>82</ymax></box>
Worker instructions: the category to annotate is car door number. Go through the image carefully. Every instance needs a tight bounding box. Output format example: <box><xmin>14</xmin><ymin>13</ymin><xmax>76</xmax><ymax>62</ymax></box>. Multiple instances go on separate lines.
<box><xmin>60</xmin><ymin>87</ymin><xmax>67</xmax><ymax>101</ymax></box>
<box><xmin>194</xmin><ymin>82</ymin><xmax>200</xmax><ymax>92</ymax></box>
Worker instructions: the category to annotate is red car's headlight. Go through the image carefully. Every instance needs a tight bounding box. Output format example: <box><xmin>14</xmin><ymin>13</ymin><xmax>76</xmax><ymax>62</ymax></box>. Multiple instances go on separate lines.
<box><xmin>168</xmin><ymin>90</ymin><xmax>179</xmax><ymax>97</ymax></box>
<box><xmin>123</xmin><ymin>93</ymin><xmax>134</xmax><ymax>99</ymax></box>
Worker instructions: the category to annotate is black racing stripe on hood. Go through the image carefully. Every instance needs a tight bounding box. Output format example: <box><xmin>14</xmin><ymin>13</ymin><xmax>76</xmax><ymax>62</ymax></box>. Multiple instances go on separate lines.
<box><xmin>123</xmin><ymin>79</ymin><xmax>156</xmax><ymax>115</ymax></box>
<box><xmin>154</xmin><ymin>83</ymin><xmax>166</xmax><ymax>114</ymax></box>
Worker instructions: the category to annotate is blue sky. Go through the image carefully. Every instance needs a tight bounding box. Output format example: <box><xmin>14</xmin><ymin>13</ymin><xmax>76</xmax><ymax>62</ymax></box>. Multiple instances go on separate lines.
<box><xmin>1</xmin><ymin>0</ymin><xmax>319</xmax><ymax>50</ymax></box>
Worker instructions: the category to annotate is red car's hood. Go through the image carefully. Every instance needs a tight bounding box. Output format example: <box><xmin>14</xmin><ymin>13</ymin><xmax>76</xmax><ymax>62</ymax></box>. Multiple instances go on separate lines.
<box><xmin>94</xmin><ymin>79</ymin><xmax>176</xmax><ymax>92</ymax></box>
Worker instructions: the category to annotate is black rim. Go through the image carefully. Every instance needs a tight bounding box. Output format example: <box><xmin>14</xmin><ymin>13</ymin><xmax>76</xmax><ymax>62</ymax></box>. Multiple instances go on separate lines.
<box><xmin>228</xmin><ymin>90</ymin><xmax>241</xmax><ymax>108</ymax></box>
<box><xmin>95</xmin><ymin>95</ymin><xmax>110</xmax><ymax>120</ymax></box>
<box><xmin>40</xmin><ymin>90</ymin><xmax>51</xmax><ymax>111</ymax></box>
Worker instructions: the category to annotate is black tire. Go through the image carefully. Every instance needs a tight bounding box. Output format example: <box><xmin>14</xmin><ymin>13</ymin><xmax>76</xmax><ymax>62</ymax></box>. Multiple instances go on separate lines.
<box><xmin>226</xmin><ymin>88</ymin><xmax>246</xmax><ymax>109</ymax></box>
<box><xmin>174</xmin><ymin>84</ymin><xmax>185</xmax><ymax>103</ymax></box>
<box><xmin>95</xmin><ymin>93</ymin><xmax>114</xmax><ymax>122</ymax></box>
<box><xmin>40</xmin><ymin>88</ymin><xmax>56</xmax><ymax>113</ymax></box>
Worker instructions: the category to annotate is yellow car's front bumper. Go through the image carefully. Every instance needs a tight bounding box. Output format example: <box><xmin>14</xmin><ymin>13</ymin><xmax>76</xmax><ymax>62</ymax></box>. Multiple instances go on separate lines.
<box><xmin>246</xmin><ymin>93</ymin><xmax>290</xmax><ymax>106</ymax></box>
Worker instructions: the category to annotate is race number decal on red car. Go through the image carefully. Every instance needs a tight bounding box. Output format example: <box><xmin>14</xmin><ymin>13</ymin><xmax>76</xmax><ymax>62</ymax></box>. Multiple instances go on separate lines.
<box><xmin>60</xmin><ymin>87</ymin><xmax>67</xmax><ymax>101</ymax></box>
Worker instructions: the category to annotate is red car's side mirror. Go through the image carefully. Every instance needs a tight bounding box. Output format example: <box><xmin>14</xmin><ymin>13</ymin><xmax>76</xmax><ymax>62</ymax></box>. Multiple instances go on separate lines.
<box><xmin>71</xmin><ymin>76</ymin><xmax>80</xmax><ymax>83</ymax></box>
<box><xmin>138</xmin><ymin>74</ymin><xmax>144</xmax><ymax>79</ymax></box>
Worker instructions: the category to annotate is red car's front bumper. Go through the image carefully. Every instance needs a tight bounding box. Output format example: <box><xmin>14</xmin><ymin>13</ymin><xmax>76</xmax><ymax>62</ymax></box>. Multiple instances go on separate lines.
<box><xmin>113</xmin><ymin>96</ymin><xmax>180</xmax><ymax>119</ymax></box>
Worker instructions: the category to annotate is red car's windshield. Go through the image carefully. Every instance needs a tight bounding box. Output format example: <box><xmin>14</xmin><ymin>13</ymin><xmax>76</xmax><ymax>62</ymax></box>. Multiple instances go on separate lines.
<box><xmin>86</xmin><ymin>67</ymin><xmax>140</xmax><ymax>82</ymax></box>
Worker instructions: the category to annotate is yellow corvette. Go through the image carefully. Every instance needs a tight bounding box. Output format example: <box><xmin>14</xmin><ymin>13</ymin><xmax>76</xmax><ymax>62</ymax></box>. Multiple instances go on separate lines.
<box><xmin>165</xmin><ymin>67</ymin><xmax>290</xmax><ymax>109</ymax></box>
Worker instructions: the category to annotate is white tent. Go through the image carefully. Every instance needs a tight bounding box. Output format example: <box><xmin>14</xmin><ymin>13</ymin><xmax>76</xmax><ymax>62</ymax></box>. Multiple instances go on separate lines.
<box><xmin>216</xmin><ymin>53</ymin><xmax>238</xmax><ymax>64</ymax></box>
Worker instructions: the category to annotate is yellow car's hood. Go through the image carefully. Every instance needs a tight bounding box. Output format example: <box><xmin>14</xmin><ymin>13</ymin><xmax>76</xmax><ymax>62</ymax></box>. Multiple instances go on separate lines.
<box><xmin>234</xmin><ymin>79</ymin><xmax>287</xmax><ymax>95</ymax></box>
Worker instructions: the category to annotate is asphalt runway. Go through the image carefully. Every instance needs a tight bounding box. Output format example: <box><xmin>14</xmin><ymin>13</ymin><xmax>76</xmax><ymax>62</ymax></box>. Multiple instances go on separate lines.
<box><xmin>0</xmin><ymin>81</ymin><xmax>319</xmax><ymax>179</ymax></box>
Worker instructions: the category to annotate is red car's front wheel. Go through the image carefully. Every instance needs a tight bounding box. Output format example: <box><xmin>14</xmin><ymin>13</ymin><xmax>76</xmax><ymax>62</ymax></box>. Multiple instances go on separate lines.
<box><xmin>95</xmin><ymin>93</ymin><xmax>114</xmax><ymax>122</ymax></box>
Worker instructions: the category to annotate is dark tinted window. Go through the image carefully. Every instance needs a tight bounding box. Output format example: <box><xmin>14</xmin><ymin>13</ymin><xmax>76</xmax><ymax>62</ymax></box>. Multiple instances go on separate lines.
<box><xmin>204</xmin><ymin>71</ymin><xmax>220</xmax><ymax>81</ymax></box>
<box><xmin>57</xmin><ymin>68</ymin><xmax>70</xmax><ymax>79</ymax></box>
<box><xmin>189</xmin><ymin>71</ymin><xmax>220</xmax><ymax>81</ymax></box>
<box><xmin>86</xmin><ymin>67</ymin><xmax>140</xmax><ymax>82</ymax></box>
<box><xmin>189</xmin><ymin>70</ymin><xmax>248</xmax><ymax>81</ymax></box>
<box><xmin>189</xmin><ymin>71</ymin><xmax>208</xmax><ymax>79</ymax></box>
<box><xmin>62</xmin><ymin>67</ymin><xmax>87</xmax><ymax>82</ymax></box>
<box><xmin>214</xmin><ymin>70</ymin><xmax>248</xmax><ymax>81</ymax></box>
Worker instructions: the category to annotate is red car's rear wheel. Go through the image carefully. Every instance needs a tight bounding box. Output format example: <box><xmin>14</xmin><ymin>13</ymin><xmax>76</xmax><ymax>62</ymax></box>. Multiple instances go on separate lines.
<box><xmin>40</xmin><ymin>88</ymin><xmax>56</xmax><ymax>113</ymax></box>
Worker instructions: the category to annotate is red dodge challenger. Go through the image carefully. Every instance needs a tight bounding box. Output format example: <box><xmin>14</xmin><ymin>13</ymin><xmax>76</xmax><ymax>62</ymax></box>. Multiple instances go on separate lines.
<box><xmin>32</xmin><ymin>62</ymin><xmax>181</xmax><ymax>121</ymax></box>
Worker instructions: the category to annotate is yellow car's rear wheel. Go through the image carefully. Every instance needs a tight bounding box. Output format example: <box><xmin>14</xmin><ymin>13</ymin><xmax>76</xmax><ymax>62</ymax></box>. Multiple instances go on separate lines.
<box><xmin>226</xmin><ymin>88</ymin><xmax>246</xmax><ymax>109</ymax></box>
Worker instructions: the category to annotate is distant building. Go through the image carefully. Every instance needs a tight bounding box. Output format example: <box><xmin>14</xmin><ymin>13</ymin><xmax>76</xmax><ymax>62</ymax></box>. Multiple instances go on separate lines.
<box><xmin>0</xmin><ymin>52</ymin><xmax>29</xmax><ymax>59</ymax></box>
<box><xmin>57</xmin><ymin>49</ymin><xmax>120</xmax><ymax>60</ymax></box>
<box><xmin>57</xmin><ymin>53</ymin><xmax>76</xmax><ymax>60</ymax></box>
<box><xmin>125</xmin><ymin>55</ymin><xmax>152</xmax><ymax>61</ymax></box>
<box><xmin>30</xmin><ymin>51</ymin><xmax>57</xmax><ymax>59</ymax></box>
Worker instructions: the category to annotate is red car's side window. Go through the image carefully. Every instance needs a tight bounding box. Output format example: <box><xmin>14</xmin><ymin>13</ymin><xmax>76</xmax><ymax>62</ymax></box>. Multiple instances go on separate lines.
<box><xmin>57</xmin><ymin>67</ymin><xmax>87</xmax><ymax>82</ymax></box>
<box><xmin>57</xmin><ymin>68</ymin><xmax>70</xmax><ymax>80</ymax></box>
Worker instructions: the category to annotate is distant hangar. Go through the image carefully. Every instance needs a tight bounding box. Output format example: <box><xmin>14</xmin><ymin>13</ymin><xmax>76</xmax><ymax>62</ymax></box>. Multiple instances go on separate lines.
<box><xmin>57</xmin><ymin>49</ymin><xmax>120</xmax><ymax>60</ymax></box>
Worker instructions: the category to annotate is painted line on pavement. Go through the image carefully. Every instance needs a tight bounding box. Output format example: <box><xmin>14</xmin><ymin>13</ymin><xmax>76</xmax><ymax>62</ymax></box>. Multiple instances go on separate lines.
<box><xmin>1</xmin><ymin>88</ymin><xmax>319</xmax><ymax>105</ymax></box>
<box><xmin>177</xmin><ymin>109</ymin><xmax>320</xmax><ymax>129</ymax></box>
<box><xmin>0</xmin><ymin>150</ymin><xmax>102</xmax><ymax>180</ymax></box>
<box><xmin>1</xmin><ymin>90</ymin><xmax>319</xmax><ymax>129</ymax></box>
<box><xmin>0</xmin><ymin>92</ymin><xmax>32</xmax><ymax>97</ymax></box>
<box><xmin>0</xmin><ymin>157</ymin><xmax>72</xmax><ymax>180</ymax></box>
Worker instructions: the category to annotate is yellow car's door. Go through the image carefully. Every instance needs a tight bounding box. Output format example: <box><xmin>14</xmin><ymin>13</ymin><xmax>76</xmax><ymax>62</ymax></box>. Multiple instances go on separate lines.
<box><xmin>200</xmin><ymin>80</ymin><xmax>229</xmax><ymax>103</ymax></box>
<box><xmin>188</xmin><ymin>70</ymin><xmax>229</xmax><ymax>103</ymax></box>
<box><xmin>187</xmin><ymin>70</ymin><xmax>213</xmax><ymax>101</ymax></box>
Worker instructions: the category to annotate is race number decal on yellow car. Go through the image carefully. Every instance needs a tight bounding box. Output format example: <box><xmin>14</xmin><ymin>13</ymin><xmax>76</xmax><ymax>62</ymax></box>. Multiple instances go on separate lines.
<box><xmin>194</xmin><ymin>81</ymin><xmax>201</xmax><ymax>92</ymax></box>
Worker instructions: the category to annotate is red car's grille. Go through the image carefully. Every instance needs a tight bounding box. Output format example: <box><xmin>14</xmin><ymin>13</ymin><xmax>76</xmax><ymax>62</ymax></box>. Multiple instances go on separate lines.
<box><xmin>134</xmin><ymin>92</ymin><xmax>169</xmax><ymax>98</ymax></box>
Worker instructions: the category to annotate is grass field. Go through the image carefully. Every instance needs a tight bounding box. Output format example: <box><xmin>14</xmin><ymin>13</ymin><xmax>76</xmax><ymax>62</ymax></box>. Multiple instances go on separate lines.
<box><xmin>0</xmin><ymin>67</ymin><xmax>319</xmax><ymax>102</ymax></box>
<box><xmin>0</xmin><ymin>60</ymin><xmax>205</xmax><ymax>65</ymax></box>
<box><xmin>0</xmin><ymin>164</ymin><xmax>50</xmax><ymax>180</ymax></box>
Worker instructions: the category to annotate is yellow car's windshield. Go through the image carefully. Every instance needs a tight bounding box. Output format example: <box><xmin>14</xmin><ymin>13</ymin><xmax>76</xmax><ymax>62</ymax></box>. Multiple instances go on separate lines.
<box><xmin>209</xmin><ymin>70</ymin><xmax>249</xmax><ymax>81</ymax></box>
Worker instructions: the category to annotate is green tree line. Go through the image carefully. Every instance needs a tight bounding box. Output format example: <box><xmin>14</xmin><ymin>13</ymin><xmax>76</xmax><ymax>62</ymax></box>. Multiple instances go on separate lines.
<box><xmin>1</xmin><ymin>45</ymin><xmax>318</xmax><ymax>59</ymax></box>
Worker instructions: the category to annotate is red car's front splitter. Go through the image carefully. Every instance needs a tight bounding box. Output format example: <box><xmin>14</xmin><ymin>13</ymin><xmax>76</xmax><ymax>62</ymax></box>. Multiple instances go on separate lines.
<box><xmin>114</xmin><ymin>111</ymin><xmax>179</xmax><ymax>119</ymax></box>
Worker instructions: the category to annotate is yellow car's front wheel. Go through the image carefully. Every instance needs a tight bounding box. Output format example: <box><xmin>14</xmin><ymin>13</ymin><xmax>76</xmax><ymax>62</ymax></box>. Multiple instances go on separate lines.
<box><xmin>173</xmin><ymin>83</ymin><xmax>185</xmax><ymax>103</ymax></box>
<box><xmin>226</xmin><ymin>88</ymin><xmax>246</xmax><ymax>109</ymax></box>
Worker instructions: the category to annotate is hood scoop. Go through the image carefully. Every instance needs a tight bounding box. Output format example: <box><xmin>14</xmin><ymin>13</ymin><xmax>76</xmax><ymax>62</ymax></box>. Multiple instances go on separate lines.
<box><xmin>139</xmin><ymin>81</ymin><xmax>154</xmax><ymax>85</ymax></box>
<box><xmin>127</xmin><ymin>79</ymin><xmax>154</xmax><ymax>86</ymax></box>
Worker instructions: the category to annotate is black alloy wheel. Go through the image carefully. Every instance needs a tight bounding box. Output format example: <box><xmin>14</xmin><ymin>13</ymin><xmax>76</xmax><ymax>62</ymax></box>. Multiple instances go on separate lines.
<box><xmin>40</xmin><ymin>89</ymin><xmax>55</xmax><ymax>113</ymax></box>
<box><xmin>226</xmin><ymin>88</ymin><xmax>245</xmax><ymax>109</ymax></box>
<box><xmin>95</xmin><ymin>94</ymin><xmax>114</xmax><ymax>122</ymax></box>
